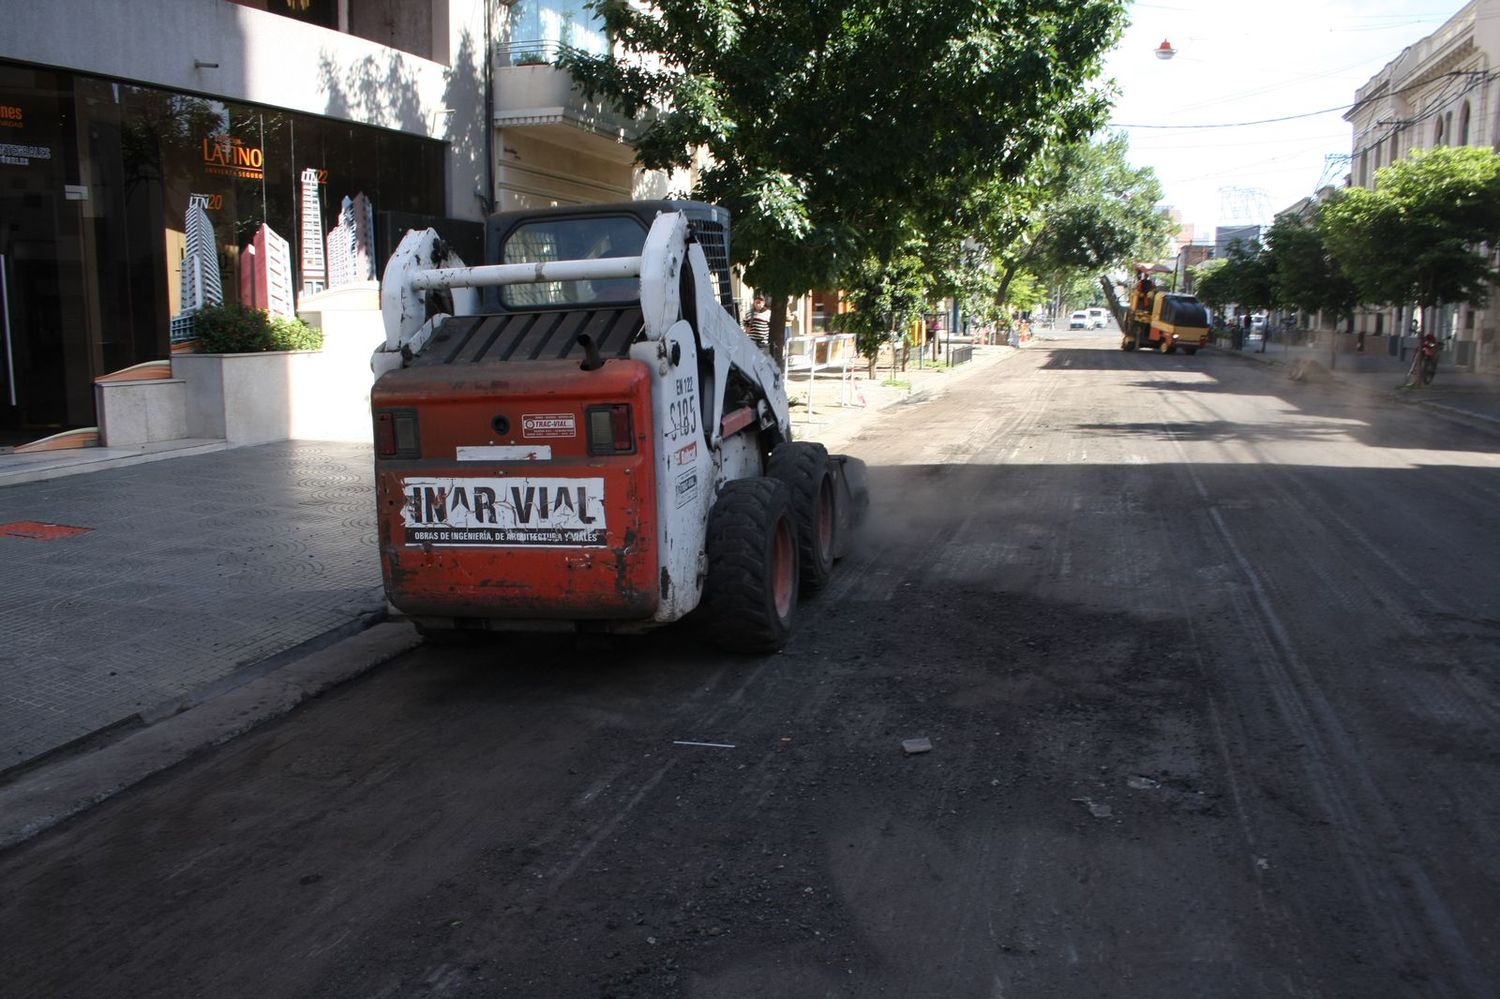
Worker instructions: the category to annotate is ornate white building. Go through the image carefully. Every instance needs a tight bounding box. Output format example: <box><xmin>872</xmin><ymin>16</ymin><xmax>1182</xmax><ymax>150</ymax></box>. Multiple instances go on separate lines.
<box><xmin>1345</xmin><ymin>0</ymin><xmax>1500</xmax><ymax>367</ymax></box>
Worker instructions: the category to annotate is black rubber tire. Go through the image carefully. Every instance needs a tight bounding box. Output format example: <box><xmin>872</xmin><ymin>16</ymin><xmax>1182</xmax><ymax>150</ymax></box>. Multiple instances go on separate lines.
<box><xmin>701</xmin><ymin>478</ymin><xmax>799</xmax><ymax>653</ymax></box>
<box><xmin>1184</xmin><ymin>347</ymin><xmax>1198</xmax><ymax>356</ymax></box>
<box><xmin>767</xmin><ymin>441</ymin><xmax>837</xmax><ymax>591</ymax></box>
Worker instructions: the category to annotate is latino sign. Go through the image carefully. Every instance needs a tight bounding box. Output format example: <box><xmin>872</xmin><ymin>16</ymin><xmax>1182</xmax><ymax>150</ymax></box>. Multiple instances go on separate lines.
<box><xmin>202</xmin><ymin>133</ymin><xmax>264</xmax><ymax>180</ymax></box>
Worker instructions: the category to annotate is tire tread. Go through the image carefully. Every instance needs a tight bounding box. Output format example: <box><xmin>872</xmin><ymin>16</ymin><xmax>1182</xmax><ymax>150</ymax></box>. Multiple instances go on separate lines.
<box><xmin>701</xmin><ymin>477</ymin><xmax>797</xmax><ymax>653</ymax></box>
<box><xmin>767</xmin><ymin>442</ymin><xmax>836</xmax><ymax>590</ymax></box>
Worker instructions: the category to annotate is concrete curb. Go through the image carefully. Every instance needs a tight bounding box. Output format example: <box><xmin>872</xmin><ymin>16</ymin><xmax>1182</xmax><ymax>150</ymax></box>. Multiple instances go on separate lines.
<box><xmin>0</xmin><ymin>621</ymin><xmax>420</xmax><ymax>852</ymax></box>
<box><xmin>1414</xmin><ymin>399</ymin><xmax>1500</xmax><ymax>434</ymax></box>
<box><xmin>0</xmin><ymin>439</ymin><xmax>230</xmax><ymax>489</ymax></box>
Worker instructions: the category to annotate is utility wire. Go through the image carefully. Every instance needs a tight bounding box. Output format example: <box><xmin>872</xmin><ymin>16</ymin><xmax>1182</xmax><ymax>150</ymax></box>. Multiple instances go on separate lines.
<box><xmin>1110</xmin><ymin>70</ymin><xmax>1491</xmax><ymax>130</ymax></box>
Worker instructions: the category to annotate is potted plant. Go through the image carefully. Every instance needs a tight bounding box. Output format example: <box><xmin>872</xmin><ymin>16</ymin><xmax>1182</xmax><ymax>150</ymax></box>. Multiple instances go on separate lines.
<box><xmin>173</xmin><ymin>304</ymin><xmax>324</xmax><ymax>443</ymax></box>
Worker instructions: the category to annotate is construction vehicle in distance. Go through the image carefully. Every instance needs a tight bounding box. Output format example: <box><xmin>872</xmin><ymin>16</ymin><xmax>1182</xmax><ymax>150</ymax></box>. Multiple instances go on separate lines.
<box><xmin>1100</xmin><ymin>269</ymin><xmax>1212</xmax><ymax>355</ymax></box>
<box><xmin>370</xmin><ymin>201</ymin><xmax>868</xmax><ymax>652</ymax></box>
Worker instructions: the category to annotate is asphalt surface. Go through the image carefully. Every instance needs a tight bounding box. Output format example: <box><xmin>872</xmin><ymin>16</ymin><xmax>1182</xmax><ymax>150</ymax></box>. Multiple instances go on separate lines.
<box><xmin>4</xmin><ymin>328</ymin><xmax>1499</xmax><ymax>998</ymax></box>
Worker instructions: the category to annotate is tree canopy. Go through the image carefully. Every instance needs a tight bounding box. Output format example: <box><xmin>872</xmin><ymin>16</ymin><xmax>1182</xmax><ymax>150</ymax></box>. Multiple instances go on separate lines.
<box><xmin>1188</xmin><ymin>257</ymin><xmax>1231</xmax><ymax>313</ymax></box>
<box><xmin>560</xmin><ymin>0</ymin><xmax>1129</xmax><ymax>352</ymax></box>
<box><xmin>977</xmin><ymin>134</ymin><xmax>1173</xmax><ymax>307</ymax></box>
<box><xmin>1264</xmin><ymin>210</ymin><xmax>1357</xmax><ymax>330</ymax></box>
<box><xmin>1188</xmin><ymin>238</ymin><xmax>1271</xmax><ymax>318</ymax></box>
<box><xmin>1320</xmin><ymin>146</ymin><xmax>1500</xmax><ymax>310</ymax></box>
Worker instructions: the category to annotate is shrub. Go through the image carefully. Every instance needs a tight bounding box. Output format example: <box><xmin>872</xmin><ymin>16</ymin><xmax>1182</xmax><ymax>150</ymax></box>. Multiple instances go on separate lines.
<box><xmin>194</xmin><ymin>303</ymin><xmax>323</xmax><ymax>353</ymax></box>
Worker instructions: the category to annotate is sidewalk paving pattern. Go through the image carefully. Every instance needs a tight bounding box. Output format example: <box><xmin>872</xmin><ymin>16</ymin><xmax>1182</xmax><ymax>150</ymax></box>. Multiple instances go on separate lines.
<box><xmin>1</xmin><ymin>442</ymin><xmax>384</xmax><ymax>773</ymax></box>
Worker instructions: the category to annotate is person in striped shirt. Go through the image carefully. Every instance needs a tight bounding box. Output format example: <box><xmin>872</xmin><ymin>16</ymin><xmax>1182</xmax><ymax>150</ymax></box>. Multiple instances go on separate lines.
<box><xmin>744</xmin><ymin>295</ymin><xmax>771</xmax><ymax>350</ymax></box>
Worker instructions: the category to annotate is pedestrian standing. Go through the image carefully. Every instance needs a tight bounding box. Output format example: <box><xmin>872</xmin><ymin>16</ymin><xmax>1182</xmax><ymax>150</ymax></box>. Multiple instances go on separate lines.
<box><xmin>744</xmin><ymin>295</ymin><xmax>771</xmax><ymax>351</ymax></box>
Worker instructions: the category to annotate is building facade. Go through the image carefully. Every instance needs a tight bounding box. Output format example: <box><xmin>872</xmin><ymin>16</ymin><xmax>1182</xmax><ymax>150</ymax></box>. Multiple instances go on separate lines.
<box><xmin>1213</xmin><ymin>224</ymin><xmax>1261</xmax><ymax>260</ymax></box>
<box><xmin>1173</xmin><ymin>243</ymin><xmax>1213</xmax><ymax>297</ymax></box>
<box><xmin>0</xmin><ymin>0</ymin><xmax>666</xmax><ymax>448</ymax></box>
<box><xmin>1345</xmin><ymin>0</ymin><xmax>1500</xmax><ymax>366</ymax></box>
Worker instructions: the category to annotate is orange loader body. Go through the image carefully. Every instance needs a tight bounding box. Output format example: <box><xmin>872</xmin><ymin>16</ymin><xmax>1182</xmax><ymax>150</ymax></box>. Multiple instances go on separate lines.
<box><xmin>374</xmin><ymin>360</ymin><xmax>660</xmax><ymax>622</ymax></box>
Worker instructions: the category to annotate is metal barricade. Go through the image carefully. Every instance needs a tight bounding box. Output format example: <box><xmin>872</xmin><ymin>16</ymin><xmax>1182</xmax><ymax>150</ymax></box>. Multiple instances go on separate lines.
<box><xmin>783</xmin><ymin>333</ymin><xmax>861</xmax><ymax>423</ymax></box>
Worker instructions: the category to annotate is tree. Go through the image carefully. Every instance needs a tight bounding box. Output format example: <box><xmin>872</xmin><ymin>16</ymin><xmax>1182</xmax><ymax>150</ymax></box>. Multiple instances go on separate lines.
<box><xmin>1225</xmin><ymin>238</ymin><xmax>1273</xmax><ymax>315</ymax></box>
<box><xmin>1264</xmin><ymin>210</ymin><xmax>1358</xmax><ymax>333</ymax></box>
<box><xmin>1321</xmin><ymin>146</ymin><xmax>1500</xmax><ymax>314</ymax></box>
<box><xmin>977</xmin><ymin>134</ymin><xmax>1174</xmax><ymax>309</ymax></box>
<box><xmin>1189</xmin><ymin>239</ymin><xmax>1270</xmax><ymax>324</ymax></box>
<box><xmin>1190</xmin><ymin>257</ymin><xmax>1231</xmax><ymax>316</ymax></box>
<box><xmin>829</xmin><ymin>225</ymin><xmax>933</xmax><ymax>373</ymax></box>
<box><xmin>560</xmin><ymin>0</ymin><xmax>1129</xmax><ymax>358</ymax></box>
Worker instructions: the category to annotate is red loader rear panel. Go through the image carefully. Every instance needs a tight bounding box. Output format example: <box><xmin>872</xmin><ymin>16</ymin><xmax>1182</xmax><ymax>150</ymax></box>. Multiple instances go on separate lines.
<box><xmin>372</xmin><ymin>359</ymin><xmax>659</xmax><ymax>621</ymax></box>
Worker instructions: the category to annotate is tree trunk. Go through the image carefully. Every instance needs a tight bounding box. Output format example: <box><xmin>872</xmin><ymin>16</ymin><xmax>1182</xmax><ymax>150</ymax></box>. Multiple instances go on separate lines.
<box><xmin>768</xmin><ymin>296</ymin><xmax>790</xmax><ymax>366</ymax></box>
<box><xmin>994</xmin><ymin>237</ymin><xmax>1043</xmax><ymax>311</ymax></box>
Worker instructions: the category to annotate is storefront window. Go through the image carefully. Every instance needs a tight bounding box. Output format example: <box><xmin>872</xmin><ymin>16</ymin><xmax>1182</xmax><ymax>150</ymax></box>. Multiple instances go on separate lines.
<box><xmin>0</xmin><ymin>60</ymin><xmax>447</xmax><ymax>440</ymax></box>
<box><xmin>0</xmin><ymin>65</ymin><xmax>91</xmax><ymax>442</ymax></box>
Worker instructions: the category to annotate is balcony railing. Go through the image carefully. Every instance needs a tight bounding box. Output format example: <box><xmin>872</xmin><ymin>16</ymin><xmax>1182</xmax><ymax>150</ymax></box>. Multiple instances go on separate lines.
<box><xmin>497</xmin><ymin>38</ymin><xmax>603</xmax><ymax>68</ymax></box>
<box><xmin>492</xmin><ymin>39</ymin><xmax>644</xmax><ymax>150</ymax></box>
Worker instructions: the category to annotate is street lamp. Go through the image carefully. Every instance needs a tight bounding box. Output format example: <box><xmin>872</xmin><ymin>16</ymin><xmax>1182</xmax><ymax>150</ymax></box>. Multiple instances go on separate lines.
<box><xmin>1155</xmin><ymin>39</ymin><xmax>1176</xmax><ymax>60</ymax></box>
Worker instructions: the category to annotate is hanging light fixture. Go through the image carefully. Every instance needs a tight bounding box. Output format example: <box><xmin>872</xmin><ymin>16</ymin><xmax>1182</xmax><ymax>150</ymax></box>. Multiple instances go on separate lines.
<box><xmin>1155</xmin><ymin>39</ymin><xmax>1177</xmax><ymax>60</ymax></box>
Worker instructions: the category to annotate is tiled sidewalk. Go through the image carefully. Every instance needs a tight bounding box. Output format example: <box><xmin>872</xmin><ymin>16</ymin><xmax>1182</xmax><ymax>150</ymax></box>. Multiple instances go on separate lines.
<box><xmin>1</xmin><ymin>441</ymin><xmax>385</xmax><ymax>774</ymax></box>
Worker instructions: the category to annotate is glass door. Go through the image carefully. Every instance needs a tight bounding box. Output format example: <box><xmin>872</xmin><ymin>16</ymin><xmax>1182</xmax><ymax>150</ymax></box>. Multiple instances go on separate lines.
<box><xmin>0</xmin><ymin>65</ymin><xmax>92</xmax><ymax>446</ymax></box>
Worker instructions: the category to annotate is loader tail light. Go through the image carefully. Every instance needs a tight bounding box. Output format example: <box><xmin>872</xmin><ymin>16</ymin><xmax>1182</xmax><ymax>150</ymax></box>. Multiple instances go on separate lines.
<box><xmin>587</xmin><ymin>404</ymin><xmax>635</xmax><ymax>455</ymax></box>
<box><xmin>375</xmin><ymin>409</ymin><xmax>421</xmax><ymax>458</ymax></box>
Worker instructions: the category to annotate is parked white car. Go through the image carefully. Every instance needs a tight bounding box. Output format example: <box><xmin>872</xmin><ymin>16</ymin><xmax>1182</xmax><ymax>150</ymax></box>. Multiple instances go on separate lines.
<box><xmin>1069</xmin><ymin>311</ymin><xmax>1089</xmax><ymax>330</ymax></box>
<box><xmin>1087</xmin><ymin>307</ymin><xmax>1107</xmax><ymax>329</ymax></box>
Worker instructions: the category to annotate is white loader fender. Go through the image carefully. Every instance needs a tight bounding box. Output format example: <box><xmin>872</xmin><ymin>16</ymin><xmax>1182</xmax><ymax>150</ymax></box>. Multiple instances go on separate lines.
<box><xmin>372</xmin><ymin>348</ymin><xmax>404</xmax><ymax>380</ymax></box>
<box><xmin>372</xmin><ymin>313</ymin><xmax>450</xmax><ymax>376</ymax></box>
<box><xmin>639</xmin><ymin>212</ymin><xmax>687</xmax><ymax>340</ymax></box>
<box><xmin>636</xmin><ymin>320</ymin><xmax>714</xmax><ymax>622</ymax></box>
<box><xmin>378</xmin><ymin>228</ymin><xmax>478</xmax><ymax>353</ymax></box>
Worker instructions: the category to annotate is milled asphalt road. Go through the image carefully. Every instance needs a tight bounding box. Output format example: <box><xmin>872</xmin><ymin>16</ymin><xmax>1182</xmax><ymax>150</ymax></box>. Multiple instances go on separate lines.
<box><xmin>3</xmin><ymin>329</ymin><xmax>1498</xmax><ymax>997</ymax></box>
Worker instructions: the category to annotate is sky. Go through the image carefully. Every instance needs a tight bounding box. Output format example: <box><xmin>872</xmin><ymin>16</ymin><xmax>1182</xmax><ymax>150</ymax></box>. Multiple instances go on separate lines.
<box><xmin>1102</xmin><ymin>0</ymin><xmax>1476</xmax><ymax>237</ymax></box>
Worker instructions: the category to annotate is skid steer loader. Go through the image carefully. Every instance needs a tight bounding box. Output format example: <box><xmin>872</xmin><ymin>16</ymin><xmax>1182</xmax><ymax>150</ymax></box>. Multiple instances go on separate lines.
<box><xmin>370</xmin><ymin>201</ymin><xmax>868</xmax><ymax>652</ymax></box>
